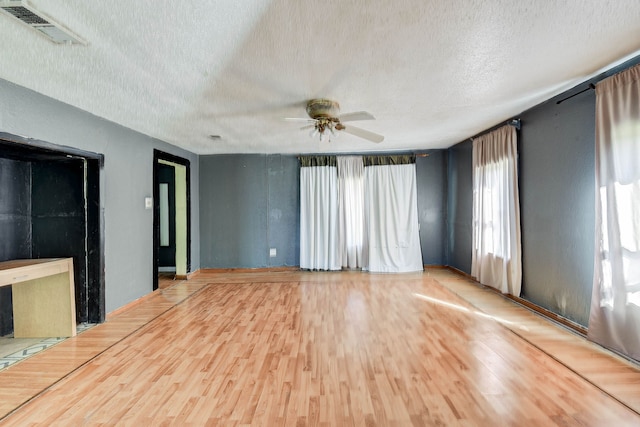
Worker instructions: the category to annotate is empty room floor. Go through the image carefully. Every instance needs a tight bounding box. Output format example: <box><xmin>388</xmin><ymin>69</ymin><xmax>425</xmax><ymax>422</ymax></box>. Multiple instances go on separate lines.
<box><xmin>0</xmin><ymin>269</ymin><xmax>639</xmax><ymax>426</ymax></box>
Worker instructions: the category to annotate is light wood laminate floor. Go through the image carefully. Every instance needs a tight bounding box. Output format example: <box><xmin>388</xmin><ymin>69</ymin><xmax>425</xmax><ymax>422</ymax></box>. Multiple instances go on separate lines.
<box><xmin>0</xmin><ymin>269</ymin><xmax>639</xmax><ymax>426</ymax></box>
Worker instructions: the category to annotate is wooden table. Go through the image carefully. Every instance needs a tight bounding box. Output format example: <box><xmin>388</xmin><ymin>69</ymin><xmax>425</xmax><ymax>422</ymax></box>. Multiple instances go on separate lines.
<box><xmin>0</xmin><ymin>258</ymin><xmax>77</xmax><ymax>338</ymax></box>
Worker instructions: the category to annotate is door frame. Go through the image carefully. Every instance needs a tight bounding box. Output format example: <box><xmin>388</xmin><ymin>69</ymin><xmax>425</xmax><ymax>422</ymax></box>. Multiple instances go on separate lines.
<box><xmin>152</xmin><ymin>150</ymin><xmax>191</xmax><ymax>290</ymax></box>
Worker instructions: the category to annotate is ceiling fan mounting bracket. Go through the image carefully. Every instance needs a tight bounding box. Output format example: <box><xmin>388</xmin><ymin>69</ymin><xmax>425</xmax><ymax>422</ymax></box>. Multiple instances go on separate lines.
<box><xmin>306</xmin><ymin>99</ymin><xmax>340</xmax><ymax>119</ymax></box>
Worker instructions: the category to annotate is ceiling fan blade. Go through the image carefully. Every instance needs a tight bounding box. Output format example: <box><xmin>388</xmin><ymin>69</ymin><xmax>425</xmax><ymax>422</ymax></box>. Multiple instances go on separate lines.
<box><xmin>341</xmin><ymin>125</ymin><xmax>384</xmax><ymax>143</ymax></box>
<box><xmin>284</xmin><ymin>117</ymin><xmax>315</xmax><ymax>123</ymax></box>
<box><xmin>338</xmin><ymin>111</ymin><xmax>375</xmax><ymax>122</ymax></box>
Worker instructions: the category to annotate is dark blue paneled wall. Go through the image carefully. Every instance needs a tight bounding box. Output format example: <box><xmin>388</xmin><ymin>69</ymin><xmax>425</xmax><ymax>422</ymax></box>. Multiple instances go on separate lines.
<box><xmin>266</xmin><ymin>155</ymin><xmax>300</xmax><ymax>267</ymax></box>
<box><xmin>519</xmin><ymin>91</ymin><xmax>595</xmax><ymax>325</ymax></box>
<box><xmin>417</xmin><ymin>151</ymin><xmax>447</xmax><ymax>265</ymax></box>
<box><xmin>445</xmin><ymin>91</ymin><xmax>596</xmax><ymax>326</ymax></box>
<box><xmin>199</xmin><ymin>153</ymin><xmax>446</xmax><ymax>268</ymax></box>
<box><xmin>446</xmin><ymin>141</ymin><xmax>472</xmax><ymax>274</ymax></box>
<box><xmin>199</xmin><ymin>154</ymin><xmax>299</xmax><ymax>268</ymax></box>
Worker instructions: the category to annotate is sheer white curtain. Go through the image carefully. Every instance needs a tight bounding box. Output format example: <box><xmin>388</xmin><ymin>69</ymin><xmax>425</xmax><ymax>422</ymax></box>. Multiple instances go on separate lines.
<box><xmin>337</xmin><ymin>156</ymin><xmax>365</xmax><ymax>268</ymax></box>
<box><xmin>471</xmin><ymin>126</ymin><xmax>522</xmax><ymax>295</ymax></box>
<box><xmin>300</xmin><ymin>164</ymin><xmax>340</xmax><ymax>270</ymax></box>
<box><xmin>589</xmin><ymin>64</ymin><xmax>640</xmax><ymax>361</ymax></box>
<box><xmin>363</xmin><ymin>163</ymin><xmax>423</xmax><ymax>273</ymax></box>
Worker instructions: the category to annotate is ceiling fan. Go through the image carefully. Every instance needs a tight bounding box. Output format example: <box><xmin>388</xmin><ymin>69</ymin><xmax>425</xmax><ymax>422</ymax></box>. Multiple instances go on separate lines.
<box><xmin>285</xmin><ymin>99</ymin><xmax>384</xmax><ymax>143</ymax></box>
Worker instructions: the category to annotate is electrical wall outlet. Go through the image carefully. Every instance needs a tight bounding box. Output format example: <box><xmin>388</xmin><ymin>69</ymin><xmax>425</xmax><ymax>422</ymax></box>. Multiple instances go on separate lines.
<box><xmin>269</xmin><ymin>248</ymin><xmax>277</xmax><ymax>257</ymax></box>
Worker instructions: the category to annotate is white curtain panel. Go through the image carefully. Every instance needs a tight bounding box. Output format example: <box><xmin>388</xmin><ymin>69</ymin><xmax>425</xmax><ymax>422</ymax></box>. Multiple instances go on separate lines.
<box><xmin>363</xmin><ymin>163</ymin><xmax>423</xmax><ymax>273</ymax></box>
<box><xmin>589</xmin><ymin>63</ymin><xmax>640</xmax><ymax>361</ymax></box>
<box><xmin>299</xmin><ymin>165</ymin><xmax>340</xmax><ymax>270</ymax></box>
<box><xmin>471</xmin><ymin>126</ymin><xmax>522</xmax><ymax>295</ymax></box>
<box><xmin>337</xmin><ymin>156</ymin><xmax>365</xmax><ymax>268</ymax></box>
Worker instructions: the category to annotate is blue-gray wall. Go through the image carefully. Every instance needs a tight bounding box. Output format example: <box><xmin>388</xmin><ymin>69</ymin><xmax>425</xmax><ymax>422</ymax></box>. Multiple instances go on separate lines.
<box><xmin>519</xmin><ymin>91</ymin><xmax>595</xmax><ymax>326</ymax></box>
<box><xmin>199</xmin><ymin>152</ymin><xmax>446</xmax><ymax>268</ymax></box>
<box><xmin>199</xmin><ymin>154</ymin><xmax>299</xmax><ymax>268</ymax></box>
<box><xmin>444</xmin><ymin>57</ymin><xmax>640</xmax><ymax>327</ymax></box>
<box><xmin>0</xmin><ymin>78</ymin><xmax>200</xmax><ymax>313</ymax></box>
<box><xmin>417</xmin><ymin>151</ymin><xmax>447</xmax><ymax>265</ymax></box>
<box><xmin>445</xmin><ymin>91</ymin><xmax>596</xmax><ymax>326</ymax></box>
<box><xmin>446</xmin><ymin>140</ymin><xmax>472</xmax><ymax>273</ymax></box>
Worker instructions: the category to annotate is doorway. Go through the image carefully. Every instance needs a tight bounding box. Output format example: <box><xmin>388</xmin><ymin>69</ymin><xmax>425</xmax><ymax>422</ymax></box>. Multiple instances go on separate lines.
<box><xmin>157</xmin><ymin>162</ymin><xmax>177</xmax><ymax>272</ymax></box>
<box><xmin>153</xmin><ymin>150</ymin><xmax>190</xmax><ymax>290</ymax></box>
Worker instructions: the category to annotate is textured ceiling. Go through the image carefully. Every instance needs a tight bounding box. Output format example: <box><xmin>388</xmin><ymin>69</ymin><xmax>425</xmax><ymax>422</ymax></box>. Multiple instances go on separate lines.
<box><xmin>0</xmin><ymin>1</ymin><xmax>639</xmax><ymax>155</ymax></box>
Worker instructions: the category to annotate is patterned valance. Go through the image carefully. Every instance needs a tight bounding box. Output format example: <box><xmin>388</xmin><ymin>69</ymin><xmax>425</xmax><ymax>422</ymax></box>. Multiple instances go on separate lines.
<box><xmin>362</xmin><ymin>155</ymin><xmax>415</xmax><ymax>166</ymax></box>
<box><xmin>298</xmin><ymin>155</ymin><xmax>337</xmax><ymax>167</ymax></box>
<box><xmin>299</xmin><ymin>155</ymin><xmax>416</xmax><ymax>167</ymax></box>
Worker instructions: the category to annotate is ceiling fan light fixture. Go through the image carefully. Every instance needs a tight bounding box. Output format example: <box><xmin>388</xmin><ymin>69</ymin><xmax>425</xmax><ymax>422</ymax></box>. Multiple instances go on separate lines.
<box><xmin>286</xmin><ymin>98</ymin><xmax>383</xmax><ymax>144</ymax></box>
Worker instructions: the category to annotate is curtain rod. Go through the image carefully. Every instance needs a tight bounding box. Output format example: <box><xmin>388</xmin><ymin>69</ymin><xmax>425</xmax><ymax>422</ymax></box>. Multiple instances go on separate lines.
<box><xmin>468</xmin><ymin>119</ymin><xmax>521</xmax><ymax>142</ymax></box>
<box><xmin>297</xmin><ymin>152</ymin><xmax>431</xmax><ymax>159</ymax></box>
<box><xmin>556</xmin><ymin>83</ymin><xmax>596</xmax><ymax>105</ymax></box>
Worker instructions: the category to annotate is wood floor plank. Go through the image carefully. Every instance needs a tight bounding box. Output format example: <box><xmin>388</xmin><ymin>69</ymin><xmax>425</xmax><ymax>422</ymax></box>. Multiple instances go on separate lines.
<box><xmin>0</xmin><ymin>270</ymin><xmax>638</xmax><ymax>425</ymax></box>
<box><xmin>427</xmin><ymin>269</ymin><xmax>640</xmax><ymax>415</ymax></box>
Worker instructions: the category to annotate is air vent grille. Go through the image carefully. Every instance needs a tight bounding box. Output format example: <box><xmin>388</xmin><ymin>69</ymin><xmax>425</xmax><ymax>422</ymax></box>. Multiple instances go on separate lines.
<box><xmin>2</xmin><ymin>6</ymin><xmax>48</xmax><ymax>24</ymax></box>
<box><xmin>0</xmin><ymin>0</ymin><xmax>85</xmax><ymax>44</ymax></box>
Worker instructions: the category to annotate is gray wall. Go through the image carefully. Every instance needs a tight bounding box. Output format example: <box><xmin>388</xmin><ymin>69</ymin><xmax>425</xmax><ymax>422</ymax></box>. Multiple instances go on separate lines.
<box><xmin>416</xmin><ymin>151</ymin><xmax>447</xmax><ymax>265</ymax></box>
<box><xmin>446</xmin><ymin>140</ymin><xmax>473</xmax><ymax>273</ymax></box>
<box><xmin>0</xmin><ymin>78</ymin><xmax>200</xmax><ymax>313</ymax></box>
<box><xmin>444</xmin><ymin>91</ymin><xmax>596</xmax><ymax>326</ymax></box>
<box><xmin>519</xmin><ymin>91</ymin><xmax>595</xmax><ymax>326</ymax></box>
<box><xmin>200</xmin><ymin>153</ymin><xmax>446</xmax><ymax>268</ymax></box>
<box><xmin>267</xmin><ymin>155</ymin><xmax>300</xmax><ymax>267</ymax></box>
<box><xmin>199</xmin><ymin>154</ymin><xmax>299</xmax><ymax>268</ymax></box>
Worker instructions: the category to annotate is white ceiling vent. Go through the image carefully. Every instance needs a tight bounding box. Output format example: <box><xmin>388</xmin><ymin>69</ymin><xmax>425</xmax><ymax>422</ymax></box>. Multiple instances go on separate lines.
<box><xmin>0</xmin><ymin>0</ymin><xmax>85</xmax><ymax>45</ymax></box>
